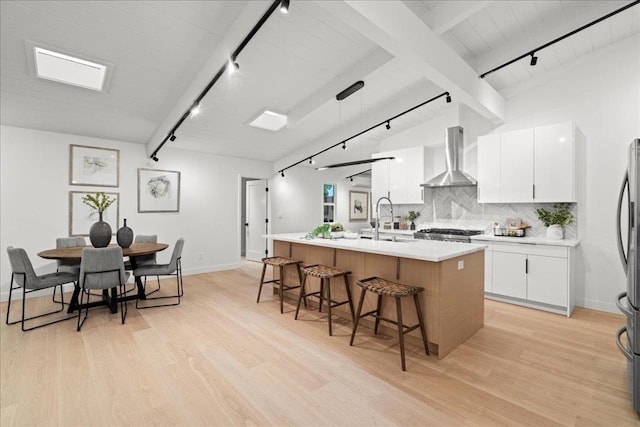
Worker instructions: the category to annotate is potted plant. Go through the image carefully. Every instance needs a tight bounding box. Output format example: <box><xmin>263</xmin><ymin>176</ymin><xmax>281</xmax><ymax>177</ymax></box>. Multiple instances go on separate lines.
<box><xmin>535</xmin><ymin>203</ymin><xmax>574</xmax><ymax>240</ymax></box>
<box><xmin>330</xmin><ymin>223</ymin><xmax>344</xmax><ymax>238</ymax></box>
<box><xmin>405</xmin><ymin>211</ymin><xmax>421</xmax><ymax>231</ymax></box>
<box><xmin>82</xmin><ymin>192</ymin><xmax>116</xmax><ymax>247</ymax></box>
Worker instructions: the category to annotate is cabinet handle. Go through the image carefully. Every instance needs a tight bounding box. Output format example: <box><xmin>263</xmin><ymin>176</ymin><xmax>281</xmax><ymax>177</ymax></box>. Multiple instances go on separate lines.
<box><xmin>532</xmin><ymin>184</ymin><xmax>535</xmax><ymax>200</ymax></box>
<box><xmin>421</xmin><ymin>188</ymin><xmax>424</xmax><ymax>201</ymax></box>
<box><xmin>525</xmin><ymin>258</ymin><xmax>528</xmax><ymax>274</ymax></box>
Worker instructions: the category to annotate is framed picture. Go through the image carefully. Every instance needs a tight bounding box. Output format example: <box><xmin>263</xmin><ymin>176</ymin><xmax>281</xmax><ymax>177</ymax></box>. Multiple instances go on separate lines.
<box><xmin>69</xmin><ymin>191</ymin><xmax>119</xmax><ymax>237</ymax></box>
<box><xmin>138</xmin><ymin>168</ymin><xmax>181</xmax><ymax>213</ymax></box>
<box><xmin>69</xmin><ymin>144</ymin><xmax>119</xmax><ymax>187</ymax></box>
<box><xmin>349</xmin><ymin>191</ymin><xmax>369</xmax><ymax>221</ymax></box>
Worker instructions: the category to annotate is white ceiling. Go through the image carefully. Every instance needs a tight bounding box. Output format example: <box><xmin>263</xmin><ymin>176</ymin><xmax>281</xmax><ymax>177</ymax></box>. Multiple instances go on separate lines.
<box><xmin>1</xmin><ymin>0</ymin><xmax>638</xmax><ymax>169</ymax></box>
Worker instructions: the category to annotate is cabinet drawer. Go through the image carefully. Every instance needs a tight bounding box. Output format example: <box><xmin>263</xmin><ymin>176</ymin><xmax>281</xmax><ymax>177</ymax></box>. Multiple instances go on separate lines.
<box><xmin>491</xmin><ymin>242</ymin><xmax>567</xmax><ymax>258</ymax></box>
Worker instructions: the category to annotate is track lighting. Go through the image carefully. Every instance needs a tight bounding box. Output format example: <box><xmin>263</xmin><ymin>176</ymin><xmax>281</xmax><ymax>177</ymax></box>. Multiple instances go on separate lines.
<box><xmin>280</xmin><ymin>0</ymin><xmax>289</xmax><ymax>14</ymax></box>
<box><xmin>169</xmin><ymin>134</ymin><xmax>176</xmax><ymax>142</ymax></box>
<box><xmin>279</xmin><ymin>91</ymin><xmax>449</xmax><ymax>174</ymax></box>
<box><xmin>151</xmin><ymin>155</ymin><xmax>159</xmax><ymax>162</ymax></box>
<box><xmin>228</xmin><ymin>59</ymin><xmax>239</xmax><ymax>74</ymax></box>
<box><xmin>281</xmin><ymin>171</ymin><xmax>285</xmax><ymax>177</ymax></box>
<box><xmin>350</xmin><ymin>177</ymin><xmax>353</xmax><ymax>182</ymax></box>
<box><xmin>480</xmin><ymin>2</ymin><xmax>638</xmax><ymax>78</ymax></box>
<box><xmin>190</xmin><ymin>103</ymin><xmax>200</xmax><ymax>117</ymax></box>
<box><xmin>445</xmin><ymin>93</ymin><xmax>451</xmax><ymax>103</ymax></box>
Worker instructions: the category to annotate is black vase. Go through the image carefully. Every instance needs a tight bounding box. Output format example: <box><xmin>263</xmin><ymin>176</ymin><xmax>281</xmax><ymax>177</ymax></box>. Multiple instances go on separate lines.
<box><xmin>410</xmin><ymin>222</ymin><xmax>416</xmax><ymax>230</ymax></box>
<box><xmin>89</xmin><ymin>212</ymin><xmax>112</xmax><ymax>248</ymax></box>
<box><xmin>117</xmin><ymin>218</ymin><xmax>134</xmax><ymax>248</ymax></box>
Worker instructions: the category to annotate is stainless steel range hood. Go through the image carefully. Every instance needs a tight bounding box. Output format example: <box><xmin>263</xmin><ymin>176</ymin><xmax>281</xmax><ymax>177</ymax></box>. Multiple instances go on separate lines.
<box><xmin>422</xmin><ymin>126</ymin><xmax>477</xmax><ymax>188</ymax></box>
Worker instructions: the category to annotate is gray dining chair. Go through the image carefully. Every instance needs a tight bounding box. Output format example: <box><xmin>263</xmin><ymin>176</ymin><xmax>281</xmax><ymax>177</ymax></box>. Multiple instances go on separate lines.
<box><xmin>77</xmin><ymin>246</ymin><xmax>130</xmax><ymax>331</ymax></box>
<box><xmin>6</xmin><ymin>246</ymin><xmax>77</xmax><ymax>331</ymax></box>
<box><xmin>124</xmin><ymin>234</ymin><xmax>160</xmax><ymax>294</ymax></box>
<box><xmin>53</xmin><ymin>236</ymin><xmax>86</xmax><ymax>303</ymax></box>
<box><xmin>134</xmin><ymin>238</ymin><xmax>184</xmax><ymax>309</ymax></box>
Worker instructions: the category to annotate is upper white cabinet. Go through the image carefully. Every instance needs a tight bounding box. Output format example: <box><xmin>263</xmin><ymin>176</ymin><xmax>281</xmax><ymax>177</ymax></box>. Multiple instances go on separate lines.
<box><xmin>371</xmin><ymin>146</ymin><xmax>429</xmax><ymax>204</ymax></box>
<box><xmin>477</xmin><ymin>122</ymin><xmax>580</xmax><ymax>203</ymax></box>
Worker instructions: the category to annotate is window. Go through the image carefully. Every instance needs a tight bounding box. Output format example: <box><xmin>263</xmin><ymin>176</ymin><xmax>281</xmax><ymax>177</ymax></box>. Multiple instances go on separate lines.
<box><xmin>323</xmin><ymin>184</ymin><xmax>335</xmax><ymax>223</ymax></box>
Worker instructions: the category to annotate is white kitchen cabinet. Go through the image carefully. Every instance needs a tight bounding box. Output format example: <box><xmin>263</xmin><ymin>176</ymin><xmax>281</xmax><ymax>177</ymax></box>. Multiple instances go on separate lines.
<box><xmin>477</xmin><ymin>122</ymin><xmax>580</xmax><ymax>203</ymax></box>
<box><xmin>534</xmin><ymin>122</ymin><xmax>576</xmax><ymax>202</ymax></box>
<box><xmin>481</xmin><ymin>240</ymin><xmax>575</xmax><ymax>316</ymax></box>
<box><xmin>500</xmin><ymin>128</ymin><xmax>534</xmax><ymax>202</ymax></box>
<box><xmin>371</xmin><ymin>146</ymin><xmax>427</xmax><ymax>204</ymax></box>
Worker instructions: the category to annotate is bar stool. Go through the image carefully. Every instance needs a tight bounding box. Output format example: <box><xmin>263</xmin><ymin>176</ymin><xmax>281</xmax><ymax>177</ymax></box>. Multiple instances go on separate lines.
<box><xmin>257</xmin><ymin>256</ymin><xmax>305</xmax><ymax>314</ymax></box>
<box><xmin>350</xmin><ymin>276</ymin><xmax>429</xmax><ymax>371</ymax></box>
<box><xmin>295</xmin><ymin>264</ymin><xmax>355</xmax><ymax>336</ymax></box>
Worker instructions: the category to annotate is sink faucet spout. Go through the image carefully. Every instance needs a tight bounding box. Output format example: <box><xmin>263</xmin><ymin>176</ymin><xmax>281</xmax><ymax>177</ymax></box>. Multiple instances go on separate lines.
<box><xmin>374</xmin><ymin>196</ymin><xmax>394</xmax><ymax>241</ymax></box>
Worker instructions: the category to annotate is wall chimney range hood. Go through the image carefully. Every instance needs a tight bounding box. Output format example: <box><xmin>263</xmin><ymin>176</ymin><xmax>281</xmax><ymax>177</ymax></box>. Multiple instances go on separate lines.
<box><xmin>422</xmin><ymin>126</ymin><xmax>477</xmax><ymax>188</ymax></box>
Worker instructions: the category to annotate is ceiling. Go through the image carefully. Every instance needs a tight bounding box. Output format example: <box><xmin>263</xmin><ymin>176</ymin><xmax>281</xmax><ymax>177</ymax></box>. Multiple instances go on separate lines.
<box><xmin>1</xmin><ymin>0</ymin><xmax>638</xmax><ymax>171</ymax></box>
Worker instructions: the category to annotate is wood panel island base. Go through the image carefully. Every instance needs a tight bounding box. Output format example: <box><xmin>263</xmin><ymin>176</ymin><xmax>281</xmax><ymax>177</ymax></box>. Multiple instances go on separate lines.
<box><xmin>267</xmin><ymin>234</ymin><xmax>486</xmax><ymax>359</ymax></box>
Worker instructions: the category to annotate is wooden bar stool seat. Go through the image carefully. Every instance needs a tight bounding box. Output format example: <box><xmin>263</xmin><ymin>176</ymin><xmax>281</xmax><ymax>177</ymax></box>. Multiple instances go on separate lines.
<box><xmin>257</xmin><ymin>256</ymin><xmax>305</xmax><ymax>314</ymax></box>
<box><xmin>350</xmin><ymin>276</ymin><xmax>429</xmax><ymax>371</ymax></box>
<box><xmin>295</xmin><ymin>264</ymin><xmax>355</xmax><ymax>336</ymax></box>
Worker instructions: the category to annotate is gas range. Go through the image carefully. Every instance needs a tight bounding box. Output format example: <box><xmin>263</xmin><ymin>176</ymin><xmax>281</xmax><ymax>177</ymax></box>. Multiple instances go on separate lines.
<box><xmin>413</xmin><ymin>228</ymin><xmax>484</xmax><ymax>243</ymax></box>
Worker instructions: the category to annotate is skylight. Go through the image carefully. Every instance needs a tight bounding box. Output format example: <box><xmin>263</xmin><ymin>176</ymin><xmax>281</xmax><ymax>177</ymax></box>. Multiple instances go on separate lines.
<box><xmin>34</xmin><ymin>47</ymin><xmax>107</xmax><ymax>91</ymax></box>
<box><xmin>248</xmin><ymin>110</ymin><xmax>287</xmax><ymax>131</ymax></box>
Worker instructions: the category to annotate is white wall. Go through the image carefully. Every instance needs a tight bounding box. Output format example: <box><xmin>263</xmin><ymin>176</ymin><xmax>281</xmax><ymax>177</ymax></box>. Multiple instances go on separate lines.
<box><xmin>493</xmin><ymin>35</ymin><xmax>640</xmax><ymax>312</ymax></box>
<box><xmin>270</xmin><ymin>167</ymin><xmax>371</xmax><ymax>236</ymax></box>
<box><xmin>0</xmin><ymin>125</ymin><xmax>272</xmax><ymax>300</ymax></box>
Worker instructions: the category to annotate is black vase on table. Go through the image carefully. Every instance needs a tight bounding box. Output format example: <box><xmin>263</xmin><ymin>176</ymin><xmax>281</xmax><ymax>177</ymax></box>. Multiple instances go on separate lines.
<box><xmin>117</xmin><ymin>218</ymin><xmax>134</xmax><ymax>248</ymax></box>
<box><xmin>89</xmin><ymin>212</ymin><xmax>112</xmax><ymax>248</ymax></box>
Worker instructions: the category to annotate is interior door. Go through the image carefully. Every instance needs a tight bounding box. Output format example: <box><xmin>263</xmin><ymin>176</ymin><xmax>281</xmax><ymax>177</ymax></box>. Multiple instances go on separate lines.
<box><xmin>246</xmin><ymin>180</ymin><xmax>268</xmax><ymax>262</ymax></box>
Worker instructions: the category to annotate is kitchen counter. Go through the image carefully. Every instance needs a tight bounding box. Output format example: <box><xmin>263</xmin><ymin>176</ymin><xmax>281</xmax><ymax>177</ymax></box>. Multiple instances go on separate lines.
<box><xmin>470</xmin><ymin>234</ymin><xmax>580</xmax><ymax>247</ymax></box>
<box><xmin>267</xmin><ymin>233</ymin><xmax>486</xmax><ymax>262</ymax></box>
<box><xmin>267</xmin><ymin>233</ymin><xmax>485</xmax><ymax>359</ymax></box>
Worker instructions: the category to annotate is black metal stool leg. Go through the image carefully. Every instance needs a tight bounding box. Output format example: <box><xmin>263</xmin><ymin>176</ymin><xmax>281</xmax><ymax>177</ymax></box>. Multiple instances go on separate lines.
<box><xmin>350</xmin><ymin>288</ymin><xmax>367</xmax><ymax>346</ymax></box>
<box><xmin>414</xmin><ymin>293</ymin><xmax>429</xmax><ymax>355</ymax></box>
<box><xmin>396</xmin><ymin>296</ymin><xmax>406</xmax><ymax>371</ymax></box>
<box><xmin>256</xmin><ymin>262</ymin><xmax>267</xmax><ymax>303</ymax></box>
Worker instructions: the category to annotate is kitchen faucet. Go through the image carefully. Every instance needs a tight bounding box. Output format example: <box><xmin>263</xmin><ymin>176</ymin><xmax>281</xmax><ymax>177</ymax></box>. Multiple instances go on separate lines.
<box><xmin>374</xmin><ymin>196</ymin><xmax>394</xmax><ymax>241</ymax></box>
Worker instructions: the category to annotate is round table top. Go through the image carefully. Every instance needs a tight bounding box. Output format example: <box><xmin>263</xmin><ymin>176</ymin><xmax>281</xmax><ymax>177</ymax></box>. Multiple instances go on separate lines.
<box><xmin>38</xmin><ymin>242</ymin><xmax>169</xmax><ymax>260</ymax></box>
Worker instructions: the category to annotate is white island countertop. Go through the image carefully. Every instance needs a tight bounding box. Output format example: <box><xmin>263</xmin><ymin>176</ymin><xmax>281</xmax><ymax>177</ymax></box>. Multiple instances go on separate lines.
<box><xmin>470</xmin><ymin>234</ymin><xmax>580</xmax><ymax>247</ymax></box>
<box><xmin>266</xmin><ymin>233</ymin><xmax>487</xmax><ymax>262</ymax></box>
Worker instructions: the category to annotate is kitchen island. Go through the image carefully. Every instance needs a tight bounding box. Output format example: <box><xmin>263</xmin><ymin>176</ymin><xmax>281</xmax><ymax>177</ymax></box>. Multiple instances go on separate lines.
<box><xmin>266</xmin><ymin>233</ymin><xmax>487</xmax><ymax>359</ymax></box>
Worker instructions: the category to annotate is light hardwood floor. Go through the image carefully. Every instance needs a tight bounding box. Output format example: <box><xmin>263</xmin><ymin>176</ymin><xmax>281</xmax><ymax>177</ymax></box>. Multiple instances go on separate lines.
<box><xmin>1</xmin><ymin>260</ymin><xmax>638</xmax><ymax>426</ymax></box>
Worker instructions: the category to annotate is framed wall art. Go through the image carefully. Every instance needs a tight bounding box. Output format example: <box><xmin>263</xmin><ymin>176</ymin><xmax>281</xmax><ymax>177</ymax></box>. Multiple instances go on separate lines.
<box><xmin>69</xmin><ymin>144</ymin><xmax>119</xmax><ymax>187</ymax></box>
<box><xmin>349</xmin><ymin>191</ymin><xmax>369</xmax><ymax>221</ymax></box>
<box><xmin>138</xmin><ymin>168</ymin><xmax>181</xmax><ymax>213</ymax></box>
<box><xmin>69</xmin><ymin>191</ymin><xmax>119</xmax><ymax>237</ymax></box>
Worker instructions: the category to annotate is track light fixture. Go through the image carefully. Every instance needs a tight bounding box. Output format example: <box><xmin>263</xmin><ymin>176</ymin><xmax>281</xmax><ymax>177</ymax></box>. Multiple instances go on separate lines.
<box><xmin>445</xmin><ymin>93</ymin><xmax>451</xmax><ymax>103</ymax></box>
<box><xmin>280</xmin><ymin>0</ymin><xmax>289</xmax><ymax>14</ymax></box>
<box><xmin>169</xmin><ymin>134</ymin><xmax>176</xmax><ymax>142</ymax></box>
<box><xmin>385</xmin><ymin>121</ymin><xmax>391</xmax><ymax>130</ymax></box>
<box><xmin>480</xmin><ymin>1</ymin><xmax>639</xmax><ymax>78</ymax></box>
<box><xmin>281</xmin><ymin>171</ymin><xmax>285</xmax><ymax>177</ymax></box>
<box><xmin>345</xmin><ymin>169</ymin><xmax>371</xmax><ymax>182</ymax></box>
<box><xmin>309</xmin><ymin>157</ymin><xmax>314</xmax><ymax>164</ymax></box>
<box><xmin>151</xmin><ymin>155</ymin><xmax>159</xmax><ymax>162</ymax></box>
<box><xmin>190</xmin><ymin>103</ymin><xmax>201</xmax><ymax>116</ymax></box>
<box><xmin>149</xmin><ymin>0</ymin><xmax>283</xmax><ymax>161</ymax></box>
<box><xmin>350</xmin><ymin>177</ymin><xmax>353</xmax><ymax>182</ymax></box>
<box><xmin>278</xmin><ymin>91</ymin><xmax>450</xmax><ymax>175</ymax></box>
<box><xmin>228</xmin><ymin>59</ymin><xmax>239</xmax><ymax>74</ymax></box>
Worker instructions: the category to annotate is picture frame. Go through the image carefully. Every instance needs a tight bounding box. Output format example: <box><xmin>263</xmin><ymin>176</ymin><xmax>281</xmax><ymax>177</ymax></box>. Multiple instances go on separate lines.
<box><xmin>69</xmin><ymin>191</ymin><xmax>120</xmax><ymax>237</ymax></box>
<box><xmin>138</xmin><ymin>168</ymin><xmax>181</xmax><ymax>213</ymax></box>
<box><xmin>349</xmin><ymin>191</ymin><xmax>369</xmax><ymax>221</ymax></box>
<box><xmin>69</xmin><ymin>144</ymin><xmax>119</xmax><ymax>187</ymax></box>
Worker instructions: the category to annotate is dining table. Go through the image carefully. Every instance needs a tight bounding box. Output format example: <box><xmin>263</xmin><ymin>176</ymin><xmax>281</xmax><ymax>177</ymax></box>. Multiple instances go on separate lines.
<box><xmin>38</xmin><ymin>242</ymin><xmax>169</xmax><ymax>314</ymax></box>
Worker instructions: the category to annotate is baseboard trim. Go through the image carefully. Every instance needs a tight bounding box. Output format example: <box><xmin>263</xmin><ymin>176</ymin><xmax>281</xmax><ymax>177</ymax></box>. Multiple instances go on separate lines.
<box><xmin>575</xmin><ymin>298</ymin><xmax>619</xmax><ymax>314</ymax></box>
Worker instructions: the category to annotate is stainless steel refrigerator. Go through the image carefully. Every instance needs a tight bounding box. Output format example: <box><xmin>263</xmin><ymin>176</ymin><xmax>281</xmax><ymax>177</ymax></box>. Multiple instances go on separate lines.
<box><xmin>616</xmin><ymin>138</ymin><xmax>640</xmax><ymax>413</ymax></box>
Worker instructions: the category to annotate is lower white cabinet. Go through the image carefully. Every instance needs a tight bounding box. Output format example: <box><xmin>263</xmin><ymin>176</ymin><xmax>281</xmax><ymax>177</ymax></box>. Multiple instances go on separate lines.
<box><xmin>482</xmin><ymin>241</ymin><xmax>575</xmax><ymax>316</ymax></box>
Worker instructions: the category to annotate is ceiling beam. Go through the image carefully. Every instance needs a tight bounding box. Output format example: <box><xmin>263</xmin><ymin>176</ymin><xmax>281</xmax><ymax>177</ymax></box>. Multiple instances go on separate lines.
<box><xmin>318</xmin><ymin>0</ymin><xmax>505</xmax><ymax>122</ymax></box>
<box><xmin>144</xmin><ymin>1</ymin><xmax>272</xmax><ymax>156</ymax></box>
<box><xmin>423</xmin><ymin>1</ymin><xmax>494</xmax><ymax>36</ymax></box>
